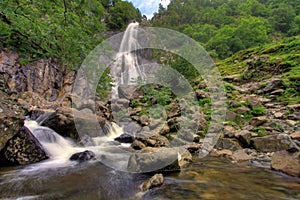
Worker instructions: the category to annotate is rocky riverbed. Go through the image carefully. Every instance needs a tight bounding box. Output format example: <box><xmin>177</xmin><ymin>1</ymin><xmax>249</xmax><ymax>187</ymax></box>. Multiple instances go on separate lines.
<box><xmin>0</xmin><ymin>49</ymin><xmax>299</xmax><ymax>182</ymax></box>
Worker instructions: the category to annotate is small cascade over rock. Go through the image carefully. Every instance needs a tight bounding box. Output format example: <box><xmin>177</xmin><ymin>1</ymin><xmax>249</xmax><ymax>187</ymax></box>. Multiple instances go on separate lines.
<box><xmin>25</xmin><ymin>120</ymin><xmax>80</xmax><ymax>160</ymax></box>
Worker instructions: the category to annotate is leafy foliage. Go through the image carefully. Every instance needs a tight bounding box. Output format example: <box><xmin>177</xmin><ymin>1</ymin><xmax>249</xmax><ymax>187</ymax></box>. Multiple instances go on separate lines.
<box><xmin>151</xmin><ymin>0</ymin><xmax>300</xmax><ymax>59</ymax></box>
<box><xmin>0</xmin><ymin>0</ymin><xmax>141</xmax><ymax>69</ymax></box>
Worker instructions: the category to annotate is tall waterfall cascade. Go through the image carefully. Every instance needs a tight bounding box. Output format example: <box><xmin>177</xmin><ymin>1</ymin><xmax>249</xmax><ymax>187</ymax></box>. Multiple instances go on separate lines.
<box><xmin>111</xmin><ymin>22</ymin><xmax>146</xmax><ymax>99</ymax></box>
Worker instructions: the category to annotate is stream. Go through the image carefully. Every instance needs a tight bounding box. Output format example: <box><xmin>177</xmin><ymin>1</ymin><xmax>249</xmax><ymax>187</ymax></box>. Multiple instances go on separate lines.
<box><xmin>0</xmin><ymin>155</ymin><xmax>299</xmax><ymax>200</ymax></box>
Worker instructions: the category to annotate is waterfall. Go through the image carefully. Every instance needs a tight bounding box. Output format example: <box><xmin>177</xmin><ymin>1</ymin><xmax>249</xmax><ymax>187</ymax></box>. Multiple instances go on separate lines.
<box><xmin>24</xmin><ymin>120</ymin><xmax>80</xmax><ymax>160</ymax></box>
<box><xmin>111</xmin><ymin>22</ymin><xmax>146</xmax><ymax>99</ymax></box>
<box><xmin>24</xmin><ymin>120</ymin><xmax>125</xmax><ymax>164</ymax></box>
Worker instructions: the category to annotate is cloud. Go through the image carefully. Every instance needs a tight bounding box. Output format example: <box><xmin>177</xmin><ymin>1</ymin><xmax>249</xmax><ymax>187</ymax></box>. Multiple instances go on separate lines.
<box><xmin>123</xmin><ymin>0</ymin><xmax>170</xmax><ymax>19</ymax></box>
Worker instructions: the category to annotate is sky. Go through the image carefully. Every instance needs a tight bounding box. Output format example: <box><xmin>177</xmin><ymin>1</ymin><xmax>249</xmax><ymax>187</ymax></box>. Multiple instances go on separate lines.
<box><xmin>123</xmin><ymin>0</ymin><xmax>171</xmax><ymax>19</ymax></box>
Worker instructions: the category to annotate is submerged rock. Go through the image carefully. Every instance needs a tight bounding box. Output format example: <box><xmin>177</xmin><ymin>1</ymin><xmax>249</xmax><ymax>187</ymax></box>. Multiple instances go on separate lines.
<box><xmin>0</xmin><ymin>126</ymin><xmax>48</xmax><ymax>166</ymax></box>
<box><xmin>271</xmin><ymin>150</ymin><xmax>300</xmax><ymax>177</ymax></box>
<box><xmin>232</xmin><ymin>149</ymin><xmax>253</xmax><ymax>162</ymax></box>
<box><xmin>69</xmin><ymin>150</ymin><xmax>95</xmax><ymax>163</ymax></box>
<box><xmin>139</xmin><ymin>173</ymin><xmax>164</xmax><ymax>191</ymax></box>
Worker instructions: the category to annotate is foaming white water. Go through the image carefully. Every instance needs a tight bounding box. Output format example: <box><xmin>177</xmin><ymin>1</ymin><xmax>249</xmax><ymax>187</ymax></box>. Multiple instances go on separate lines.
<box><xmin>25</xmin><ymin>120</ymin><xmax>82</xmax><ymax>160</ymax></box>
<box><xmin>23</xmin><ymin>120</ymin><xmax>125</xmax><ymax>171</ymax></box>
<box><xmin>91</xmin><ymin>122</ymin><xmax>123</xmax><ymax>146</ymax></box>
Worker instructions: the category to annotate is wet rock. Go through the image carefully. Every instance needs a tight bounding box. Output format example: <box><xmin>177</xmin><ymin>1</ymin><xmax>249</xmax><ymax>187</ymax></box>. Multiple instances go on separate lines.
<box><xmin>0</xmin><ymin>50</ymin><xmax>77</xmax><ymax>108</ymax></box>
<box><xmin>0</xmin><ymin>127</ymin><xmax>48</xmax><ymax>166</ymax></box>
<box><xmin>136</xmin><ymin>134</ymin><xmax>170</xmax><ymax>148</ymax></box>
<box><xmin>271</xmin><ymin>150</ymin><xmax>300</xmax><ymax>177</ymax></box>
<box><xmin>131</xmin><ymin>140</ymin><xmax>147</xmax><ymax>150</ymax></box>
<box><xmin>26</xmin><ymin>108</ymin><xmax>54</xmax><ymax>121</ymax></box>
<box><xmin>69</xmin><ymin>150</ymin><xmax>95</xmax><ymax>162</ymax></box>
<box><xmin>210</xmin><ymin>149</ymin><xmax>233</xmax><ymax>157</ymax></box>
<box><xmin>251</xmin><ymin>134</ymin><xmax>299</xmax><ymax>153</ymax></box>
<box><xmin>178</xmin><ymin>150</ymin><xmax>193</xmax><ymax>168</ymax></box>
<box><xmin>114</xmin><ymin>133</ymin><xmax>134</xmax><ymax>143</ymax></box>
<box><xmin>186</xmin><ymin>143</ymin><xmax>202</xmax><ymax>153</ymax></box>
<box><xmin>121</xmin><ymin>122</ymin><xmax>142</xmax><ymax>136</ymax></box>
<box><xmin>139</xmin><ymin>174</ymin><xmax>164</xmax><ymax>191</ymax></box>
<box><xmin>232</xmin><ymin>149</ymin><xmax>253</xmax><ymax>162</ymax></box>
<box><xmin>216</xmin><ymin>138</ymin><xmax>243</xmax><ymax>151</ymax></box>
<box><xmin>127</xmin><ymin>148</ymin><xmax>192</xmax><ymax>173</ymax></box>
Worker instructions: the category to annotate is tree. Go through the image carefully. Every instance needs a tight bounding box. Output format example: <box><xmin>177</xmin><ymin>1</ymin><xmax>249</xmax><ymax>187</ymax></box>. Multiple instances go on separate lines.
<box><xmin>106</xmin><ymin>1</ymin><xmax>142</xmax><ymax>30</ymax></box>
<box><xmin>270</xmin><ymin>4</ymin><xmax>296</xmax><ymax>34</ymax></box>
<box><xmin>235</xmin><ymin>16</ymin><xmax>270</xmax><ymax>48</ymax></box>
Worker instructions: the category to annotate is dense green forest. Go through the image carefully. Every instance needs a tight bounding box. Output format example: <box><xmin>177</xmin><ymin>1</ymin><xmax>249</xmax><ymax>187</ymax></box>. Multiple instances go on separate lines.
<box><xmin>0</xmin><ymin>0</ymin><xmax>142</xmax><ymax>68</ymax></box>
<box><xmin>152</xmin><ymin>0</ymin><xmax>300</xmax><ymax>59</ymax></box>
<box><xmin>1</xmin><ymin>0</ymin><xmax>300</xmax><ymax>69</ymax></box>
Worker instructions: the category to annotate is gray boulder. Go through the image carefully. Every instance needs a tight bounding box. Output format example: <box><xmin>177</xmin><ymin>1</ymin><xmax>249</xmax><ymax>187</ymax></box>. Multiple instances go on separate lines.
<box><xmin>127</xmin><ymin>148</ymin><xmax>192</xmax><ymax>173</ymax></box>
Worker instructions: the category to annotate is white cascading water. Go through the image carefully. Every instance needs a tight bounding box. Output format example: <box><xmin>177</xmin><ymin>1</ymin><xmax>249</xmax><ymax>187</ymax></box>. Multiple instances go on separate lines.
<box><xmin>111</xmin><ymin>22</ymin><xmax>146</xmax><ymax>99</ymax></box>
<box><xmin>25</xmin><ymin>120</ymin><xmax>124</xmax><ymax>160</ymax></box>
<box><xmin>25</xmin><ymin>120</ymin><xmax>83</xmax><ymax>160</ymax></box>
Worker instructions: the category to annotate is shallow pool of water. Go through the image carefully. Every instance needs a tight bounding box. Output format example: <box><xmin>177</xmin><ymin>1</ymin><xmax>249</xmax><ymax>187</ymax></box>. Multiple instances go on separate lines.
<box><xmin>0</xmin><ymin>156</ymin><xmax>299</xmax><ymax>200</ymax></box>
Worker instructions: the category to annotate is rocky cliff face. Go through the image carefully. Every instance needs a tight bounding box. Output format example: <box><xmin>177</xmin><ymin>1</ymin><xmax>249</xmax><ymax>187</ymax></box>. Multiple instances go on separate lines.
<box><xmin>0</xmin><ymin>50</ymin><xmax>75</xmax><ymax>104</ymax></box>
